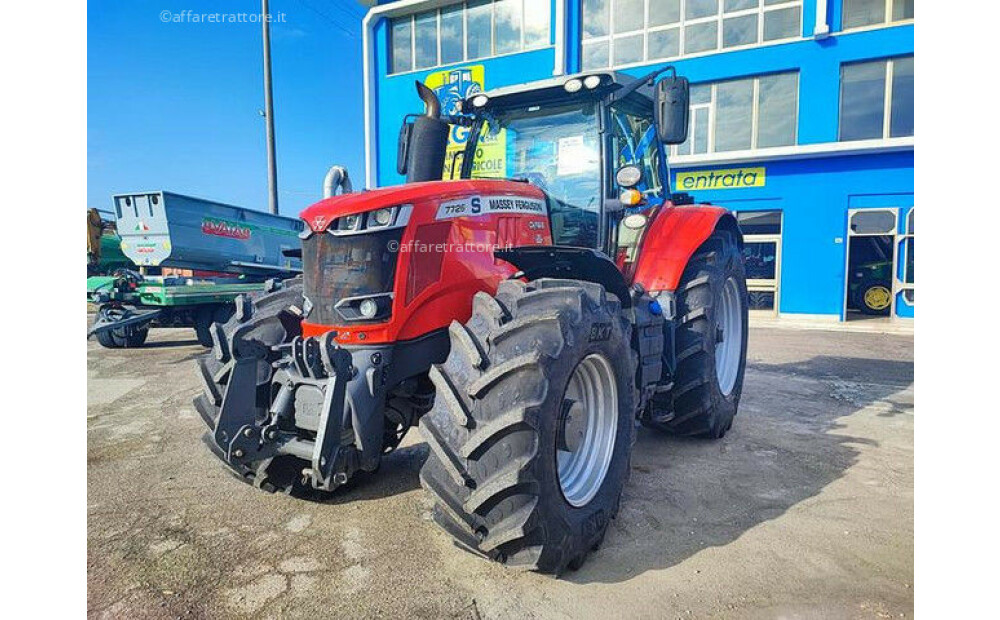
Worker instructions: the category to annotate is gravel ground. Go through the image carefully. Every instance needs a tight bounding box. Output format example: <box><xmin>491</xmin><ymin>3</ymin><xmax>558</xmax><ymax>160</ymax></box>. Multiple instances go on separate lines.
<box><xmin>87</xmin><ymin>322</ymin><xmax>913</xmax><ymax>619</ymax></box>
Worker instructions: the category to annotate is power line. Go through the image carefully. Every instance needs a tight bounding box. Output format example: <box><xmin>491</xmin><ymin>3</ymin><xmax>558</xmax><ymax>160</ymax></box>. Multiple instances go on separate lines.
<box><xmin>290</xmin><ymin>0</ymin><xmax>359</xmax><ymax>39</ymax></box>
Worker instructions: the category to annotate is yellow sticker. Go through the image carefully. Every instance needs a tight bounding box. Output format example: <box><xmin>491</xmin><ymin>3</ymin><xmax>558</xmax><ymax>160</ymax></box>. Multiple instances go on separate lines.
<box><xmin>675</xmin><ymin>167</ymin><xmax>766</xmax><ymax>191</ymax></box>
<box><xmin>424</xmin><ymin>66</ymin><xmax>506</xmax><ymax>179</ymax></box>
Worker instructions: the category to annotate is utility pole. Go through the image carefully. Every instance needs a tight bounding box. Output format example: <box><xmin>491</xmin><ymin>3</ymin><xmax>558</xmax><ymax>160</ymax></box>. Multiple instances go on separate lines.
<box><xmin>261</xmin><ymin>0</ymin><xmax>278</xmax><ymax>214</ymax></box>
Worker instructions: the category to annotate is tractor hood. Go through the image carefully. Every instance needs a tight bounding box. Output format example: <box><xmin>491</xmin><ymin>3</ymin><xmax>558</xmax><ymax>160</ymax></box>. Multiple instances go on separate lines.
<box><xmin>299</xmin><ymin>179</ymin><xmax>545</xmax><ymax>233</ymax></box>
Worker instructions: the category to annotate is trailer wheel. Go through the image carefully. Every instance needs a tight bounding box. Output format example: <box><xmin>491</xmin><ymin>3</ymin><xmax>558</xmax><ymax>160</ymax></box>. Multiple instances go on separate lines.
<box><xmin>419</xmin><ymin>279</ymin><xmax>636</xmax><ymax>574</ymax></box>
<box><xmin>644</xmin><ymin>228</ymin><xmax>748</xmax><ymax>438</ymax></box>
<box><xmin>93</xmin><ymin>306</ymin><xmax>149</xmax><ymax>349</ymax></box>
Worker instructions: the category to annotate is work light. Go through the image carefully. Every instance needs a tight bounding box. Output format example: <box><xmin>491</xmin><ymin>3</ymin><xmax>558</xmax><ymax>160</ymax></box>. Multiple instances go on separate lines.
<box><xmin>583</xmin><ymin>75</ymin><xmax>602</xmax><ymax>89</ymax></box>
<box><xmin>564</xmin><ymin>78</ymin><xmax>583</xmax><ymax>93</ymax></box>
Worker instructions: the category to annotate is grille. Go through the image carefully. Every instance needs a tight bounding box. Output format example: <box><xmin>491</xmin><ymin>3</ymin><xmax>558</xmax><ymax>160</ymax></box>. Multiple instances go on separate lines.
<box><xmin>302</xmin><ymin>228</ymin><xmax>403</xmax><ymax>325</ymax></box>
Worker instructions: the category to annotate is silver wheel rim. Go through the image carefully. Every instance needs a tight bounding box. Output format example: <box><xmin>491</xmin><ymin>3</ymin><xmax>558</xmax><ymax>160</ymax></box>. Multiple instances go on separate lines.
<box><xmin>716</xmin><ymin>277</ymin><xmax>743</xmax><ymax>397</ymax></box>
<box><xmin>557</xmin><ymin>353</ymin><xmax>619</xmax><ymax>508</ymax></box>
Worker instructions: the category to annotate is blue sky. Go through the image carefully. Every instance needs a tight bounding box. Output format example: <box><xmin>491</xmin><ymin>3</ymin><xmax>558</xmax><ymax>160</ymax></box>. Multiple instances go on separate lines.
<box><xmin>88</xmin><ymin>0</ymin><xmax>367</xmax><ymax>218</ymax></box>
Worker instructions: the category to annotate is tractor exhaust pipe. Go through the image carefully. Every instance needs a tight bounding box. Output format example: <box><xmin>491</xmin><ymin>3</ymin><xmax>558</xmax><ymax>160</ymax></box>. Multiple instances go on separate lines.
<box><xmin>401</xmin><ymin>81</ymin><xmax>450</xmax><ymax>184</ymax></box>
<box><xmin>416</xmin><ymin>81</ymin><xmax>441</xmax><ymax>118</ymax></box>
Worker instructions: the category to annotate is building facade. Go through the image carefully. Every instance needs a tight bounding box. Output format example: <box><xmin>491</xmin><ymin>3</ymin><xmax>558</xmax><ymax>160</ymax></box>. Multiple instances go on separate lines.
<box><xmin>360</xmin><ymin>0</ymin><xmax>914</xmax><ymax>321</ymax></box>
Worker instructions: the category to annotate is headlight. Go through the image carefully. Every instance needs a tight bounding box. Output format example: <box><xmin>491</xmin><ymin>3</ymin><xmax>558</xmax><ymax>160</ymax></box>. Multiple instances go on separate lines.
<box><xmin>359</xmin><ymin>298</ymin><xmax>379</xmax><ymax>319</ymax></box>
<box><xmin>564</xmin><ymin>78</ymin><xmax>583</xmax><ymax>93</ymax></box>
<box><xmin>369</xmin><ymin>208</ymin><xmax>394</xmax><ymax>227</ymax></box>
<box><xmin>583</xmin><ymin>75</ymin><xmax>602</xmax><ymax>89</ymax></box>
<box><xmin>328</xmin><ymin>205</ymin><xmax>412</xmax><ymax>236</ymax></box>
<box><xmin>472</xmin><ymin>94</ymin><xmax>489</xmax><ymax>108</ymax></box>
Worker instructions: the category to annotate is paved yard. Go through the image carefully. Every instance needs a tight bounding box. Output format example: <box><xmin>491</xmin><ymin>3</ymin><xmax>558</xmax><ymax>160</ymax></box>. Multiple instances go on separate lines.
<box><xmin>87</xmin><ymin>323</ymin><xmax>913</xmax><ymax>619</ymax></box>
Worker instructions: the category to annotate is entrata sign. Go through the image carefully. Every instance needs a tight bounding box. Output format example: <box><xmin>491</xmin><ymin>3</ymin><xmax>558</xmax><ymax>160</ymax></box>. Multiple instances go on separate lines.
<box><xmin>675</xmin><ymin>167</ymin><xmax>766</xmax><ymax>191</ymax></box>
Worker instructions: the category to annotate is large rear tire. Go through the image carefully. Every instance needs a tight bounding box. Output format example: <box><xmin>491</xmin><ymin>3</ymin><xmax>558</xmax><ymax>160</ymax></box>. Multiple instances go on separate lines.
<box><xmin>419</xmin><ymin>279</ymin><xmax>637</xmax><ymax>574</ymax></box>
<box><xmin>645</xmin><ymin>228</ymin><xmax>749</xmax><ymax>438</ymax></box>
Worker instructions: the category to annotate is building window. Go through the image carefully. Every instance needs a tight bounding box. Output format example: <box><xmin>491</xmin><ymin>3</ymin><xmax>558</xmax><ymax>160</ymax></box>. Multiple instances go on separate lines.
<box><xmin>842</xmin><ymin>0</ymin><xmax>913</xmax><ymax>31</ymax></box>
<box><xmin>735</xmin><ymin>210</ymin><xmax>783</xmax><ymax>312</ymax></box>
<box><xmin>674</xmin><ymin>72</ymin><xmax>798</xmax><ymax>156</ymax></box>
<box><xmin>389</xmin><ymin>1</ymin><xmax>551</xmax><ymax>75</ymax></box>
<box><xmin>582</xmin><ymin>0</ymin><xmax>803</xmax><ymax>71</ymax></box>
<box><xmin>839</xmin><ymin>56</ymin><xmax>913</xmax><ymax>142</ymax></box>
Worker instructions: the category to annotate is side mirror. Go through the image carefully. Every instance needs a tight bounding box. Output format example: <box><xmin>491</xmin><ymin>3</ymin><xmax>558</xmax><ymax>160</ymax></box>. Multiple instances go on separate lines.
<box><xmin>396</xmin><ymin>119</ymin><xmax>414</xmax><ymax>176</ymax></box>
<box><xmin>655</xmin><ymin>76</ymin><xmax>690</xmax><ymax>145</ymax></box>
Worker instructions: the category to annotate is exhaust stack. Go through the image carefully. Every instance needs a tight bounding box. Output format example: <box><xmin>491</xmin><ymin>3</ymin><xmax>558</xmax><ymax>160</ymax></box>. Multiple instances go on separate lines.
<box><xmin>402</xmin><ymin>81</ymin><xmax>450</xmax><ymax>184</ymax></box>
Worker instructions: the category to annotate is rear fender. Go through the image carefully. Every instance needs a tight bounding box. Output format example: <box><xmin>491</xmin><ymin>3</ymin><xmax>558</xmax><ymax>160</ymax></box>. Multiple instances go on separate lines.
<box><xmin>631</xmin><ymin>205</ymin><xmax>741</xmax><ymax>292</ymax></box>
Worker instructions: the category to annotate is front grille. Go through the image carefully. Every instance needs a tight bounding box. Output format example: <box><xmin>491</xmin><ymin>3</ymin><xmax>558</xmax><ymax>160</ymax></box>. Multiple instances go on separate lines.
<box><xmin>302</xmin><ymin>229</ymin><xmax>403</xmax><ymax>325</ymax></box>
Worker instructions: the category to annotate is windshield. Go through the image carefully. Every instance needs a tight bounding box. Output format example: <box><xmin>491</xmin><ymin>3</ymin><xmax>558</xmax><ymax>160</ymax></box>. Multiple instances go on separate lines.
<box><xmin>468</xmin><ymin>103</ymin><xmax>602</xmax><ymax>248</ymax></box>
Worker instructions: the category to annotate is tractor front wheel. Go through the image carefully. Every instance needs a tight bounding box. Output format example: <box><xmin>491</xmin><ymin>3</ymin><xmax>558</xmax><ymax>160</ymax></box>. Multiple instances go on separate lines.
<box><xmin>418</xmin><ymin>279</ymin><xmax>637</xmax><ymax>574</ymax></box>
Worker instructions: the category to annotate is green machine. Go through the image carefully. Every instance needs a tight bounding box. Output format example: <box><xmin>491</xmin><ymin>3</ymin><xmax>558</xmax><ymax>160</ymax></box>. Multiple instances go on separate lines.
<box><xmin>87</xmin><ymin>192</ymin><xmax>303</xmax><ymax>348</ymax></box>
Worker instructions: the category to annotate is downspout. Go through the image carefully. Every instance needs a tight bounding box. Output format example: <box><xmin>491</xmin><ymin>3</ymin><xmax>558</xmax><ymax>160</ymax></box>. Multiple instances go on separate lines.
<box><xmin>553</xmin><ymin>0</ymin><xmax>566</xmax><ymax>76</ymax></box>
<box><xmin>814</xmin><ymin>0</ymin><xmax>830</xmax><ymax>38</ymax></box>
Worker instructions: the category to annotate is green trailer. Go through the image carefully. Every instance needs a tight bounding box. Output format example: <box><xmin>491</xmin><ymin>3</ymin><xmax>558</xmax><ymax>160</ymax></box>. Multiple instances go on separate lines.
<box><xmin>88</xmin><ymin>191</ymin><xmax>303</xmax><ymax>348</ymax></box>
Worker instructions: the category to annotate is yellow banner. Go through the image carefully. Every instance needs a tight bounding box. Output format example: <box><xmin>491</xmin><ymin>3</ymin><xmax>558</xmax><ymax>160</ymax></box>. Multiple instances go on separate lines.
<box><xmin>423</xmin><ymin>65</ymin><xmax>506</xmax><ymax>179</ymax></box>
<box><xmin>675</xmin><ymin>167</ymin><xmax>766</xmax><ymax>191</ymax></box>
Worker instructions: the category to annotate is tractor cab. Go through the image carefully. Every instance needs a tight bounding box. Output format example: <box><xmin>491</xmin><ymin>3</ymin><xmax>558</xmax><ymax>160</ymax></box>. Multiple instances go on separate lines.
<box><xmin>400</xmin><ymin>69</ymin><xmax>690</xmax><ymax>275</ymax></box>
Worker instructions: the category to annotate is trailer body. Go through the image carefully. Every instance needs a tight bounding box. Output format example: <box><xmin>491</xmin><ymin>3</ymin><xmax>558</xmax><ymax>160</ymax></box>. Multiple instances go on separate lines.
<box><xmin>112</xmin><ymin>191</ymin><xmax>303</xmax><ymax>274</ymax></box>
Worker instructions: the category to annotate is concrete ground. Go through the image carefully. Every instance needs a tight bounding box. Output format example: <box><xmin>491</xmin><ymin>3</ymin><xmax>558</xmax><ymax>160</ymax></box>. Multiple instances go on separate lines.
<box><xmin>88</xmin><ymin>322</ymin><xmax>913</xmax><ymax>619</ymax></box>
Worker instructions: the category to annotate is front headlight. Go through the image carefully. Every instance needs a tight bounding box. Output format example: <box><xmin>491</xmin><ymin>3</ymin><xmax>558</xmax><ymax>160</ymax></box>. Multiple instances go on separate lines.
<box><xmin>369</xmin><ymin>207</ymin><xmax>395</xmax><ymax>228</ymax></box>
<box><xmin>328</xmin><ymin>205</ymin><xmax>412</xmax><ymax>236</ymax></box>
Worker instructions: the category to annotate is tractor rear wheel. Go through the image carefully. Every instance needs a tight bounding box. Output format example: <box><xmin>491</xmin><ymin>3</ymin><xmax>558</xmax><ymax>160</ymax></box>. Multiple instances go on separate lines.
<box><xmin>418</xmin><ymin>279</ymin><xmax>637</xmax><ymax>574</ymax></box>
<box><xmin>644</xmin><ymin>228</ymin><xmax>748</xmax><ymax>438</ymax></box>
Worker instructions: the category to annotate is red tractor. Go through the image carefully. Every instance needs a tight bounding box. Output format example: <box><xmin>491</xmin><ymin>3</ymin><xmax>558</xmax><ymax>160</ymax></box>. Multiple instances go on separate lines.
<box><xmin>195</xmin><ymin>68</ymin><xmax>748</xmax><ymax>574</ymax></box>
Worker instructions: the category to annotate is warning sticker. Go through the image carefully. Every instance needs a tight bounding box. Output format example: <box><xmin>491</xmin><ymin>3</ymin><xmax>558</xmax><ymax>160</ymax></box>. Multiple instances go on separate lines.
<box><xmin>436</xmin><ymin>195</ymin><xmax>547</xmax><ymax>220</ymax></box>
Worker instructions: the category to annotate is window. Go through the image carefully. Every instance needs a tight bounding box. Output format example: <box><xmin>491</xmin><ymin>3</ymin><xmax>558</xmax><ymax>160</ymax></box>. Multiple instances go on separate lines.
<box><xmin>842</xmin><ymin>0</ymin><xmax>913</xmax><ymax>31</ymax></box>
<box><xmin>735</xmin><ymin>210</ymin><xmax>783</xmax><ymax>312</ymax></box>
<box><xmin>582</xmin><ymin>0</ymin><xmax>802</xmax><ymax>70</ymax></box>
<box><xmin>901</xmin><ymin>209</ymin><xmax>914</xmax><ymax>304</ymax></box>
<box><xmin>839</xmin><ymin>56</ymin><xmax>913</xmax><ymax>141</ymax></box>
<box><xmin>389</xmin><ymin>1</ymin><xmax>551</xmax><ymax>74</ymax></box>
<box><xmin>674</xmin><ymin>72</ymin><xmax>799</xmax><ymax>156</ymax></box>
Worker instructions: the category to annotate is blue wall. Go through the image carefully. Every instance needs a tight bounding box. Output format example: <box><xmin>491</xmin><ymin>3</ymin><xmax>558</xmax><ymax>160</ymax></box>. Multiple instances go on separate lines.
<box><xmin>369</xmin><ymin>1</ymin><xmax>914</xmax><ymax>319</ymax></box>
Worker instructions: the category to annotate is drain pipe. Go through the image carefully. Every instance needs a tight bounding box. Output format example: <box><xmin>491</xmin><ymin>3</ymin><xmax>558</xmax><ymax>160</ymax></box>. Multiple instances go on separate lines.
<box><xmin>323</xmin><ymin>165</ymin><xmax>352</xmax><ymax>198</ymax></box>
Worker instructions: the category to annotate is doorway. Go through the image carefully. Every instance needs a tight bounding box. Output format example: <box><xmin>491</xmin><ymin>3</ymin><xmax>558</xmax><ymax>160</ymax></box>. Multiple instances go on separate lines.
<box><xmin>845</xmin><ymin>208</ymin><xmax>898</xmax><ymax>321</ymax></box>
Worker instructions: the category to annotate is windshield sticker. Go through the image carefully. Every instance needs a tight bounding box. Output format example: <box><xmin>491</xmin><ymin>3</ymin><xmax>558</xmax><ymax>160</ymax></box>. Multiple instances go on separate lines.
<box><xmin>557</xmin><ymin>135</ymin><xmax>596</xmax><ymax>177</ymax></box>
<box><xmin>436</xmin><ymin>195</ymin><xmax>547</xmax><ymax>220</ymax></box>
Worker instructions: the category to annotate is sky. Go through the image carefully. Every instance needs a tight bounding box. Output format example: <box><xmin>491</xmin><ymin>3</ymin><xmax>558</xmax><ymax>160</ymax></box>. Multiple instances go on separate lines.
<box><xmin>88</xmin><ymin>0</ymin><xmax>368</xmax><ymax>218</ymax></box>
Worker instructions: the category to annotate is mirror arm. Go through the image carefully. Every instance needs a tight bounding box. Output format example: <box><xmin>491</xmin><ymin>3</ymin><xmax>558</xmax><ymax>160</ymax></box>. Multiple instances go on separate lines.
<box><xmin>609</xmin><ymin>65</ymin><xmax>677</xmax><ymax>103</ymax></box>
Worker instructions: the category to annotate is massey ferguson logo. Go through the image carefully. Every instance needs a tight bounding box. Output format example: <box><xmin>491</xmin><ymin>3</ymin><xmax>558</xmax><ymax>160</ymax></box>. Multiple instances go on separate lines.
<box><xmin>201</xmin><ymin>217</ymin><xmax>251</xmax><ymax>240</ymax></box>
<box><xmin>311</xmin><ymin>215</ymin><xmax>328</xmax><ymax>230</ymax></box>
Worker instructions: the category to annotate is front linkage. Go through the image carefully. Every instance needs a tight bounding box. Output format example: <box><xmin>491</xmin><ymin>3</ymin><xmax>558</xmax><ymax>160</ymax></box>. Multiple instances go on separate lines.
<box><xmin>197</xmin><ymin>285</ymin><xmax>435</xmax><ymax>494</ymax></box>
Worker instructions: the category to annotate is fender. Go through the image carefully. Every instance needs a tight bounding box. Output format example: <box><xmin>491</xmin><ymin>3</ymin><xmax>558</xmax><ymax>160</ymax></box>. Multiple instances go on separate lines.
<box><xmin>631</xmin><ymin>204</ymin><xmax>742</xmax><ymax>292</ymax></box>
<box><xmin>496</xmin><ymin>246</ymin><xmax>633</xmax><ymax>308</ymax></box>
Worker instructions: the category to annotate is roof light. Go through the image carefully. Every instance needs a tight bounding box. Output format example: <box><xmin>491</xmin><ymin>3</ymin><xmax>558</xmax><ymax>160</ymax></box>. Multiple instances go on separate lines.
<box><xmin>472</xmin><ymin>94</ymin><xmax>489</xmax><ymax>108</ymax></box>
<box><xmin>564</xmin><ymin>78</ymin><xmax>583</xmax><ymax>93</ymax></box>
<box><xmin>583</xmin><ymin>75</ymin><xmax>602</xmax><ymax>89</ymax></box>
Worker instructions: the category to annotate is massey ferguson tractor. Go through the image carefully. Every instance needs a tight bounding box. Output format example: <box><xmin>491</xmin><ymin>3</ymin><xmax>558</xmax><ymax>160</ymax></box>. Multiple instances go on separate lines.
<box><xmin>194</xmin><ymin>67</ymin><xmax>748</xmax><ymax>574</ymax></box>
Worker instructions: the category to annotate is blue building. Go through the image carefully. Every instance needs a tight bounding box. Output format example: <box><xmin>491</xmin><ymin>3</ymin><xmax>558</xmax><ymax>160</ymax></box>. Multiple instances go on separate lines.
<box><xmin>359</xmin><ymin>0</ymin><xmax>913</xmax><ymax>322</ymax></box>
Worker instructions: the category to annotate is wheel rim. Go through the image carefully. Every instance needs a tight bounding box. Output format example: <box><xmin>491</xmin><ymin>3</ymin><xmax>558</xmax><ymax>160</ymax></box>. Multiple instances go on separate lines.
<box><xmin>864</xmin><ymin>285</ymin><xmax>891</xmax><ymax>311</ymax></box>
<box><xmin>716</xmin><ymin>277</ymin><xmax>744</xmax><ymax>397</ymax></box>
<box><xmin>557</xmin><ymin>353</ymin><xmax>618</xmax><ymax>508</ymax></box>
